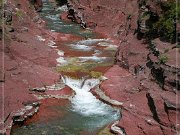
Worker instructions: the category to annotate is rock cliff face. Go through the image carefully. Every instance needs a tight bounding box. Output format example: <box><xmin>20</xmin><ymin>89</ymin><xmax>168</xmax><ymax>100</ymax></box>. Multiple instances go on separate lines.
<box><xmin>0</xmin><ymin>0</ymin><xmax>60</xmax><ymax>133</ymax></box>
<box><xmin>1</xmin><ymin>0</ymin><xmax>179</xmax><ymax>134</ymax></box>
<box><xmin>64</xmin><ymin>0</ymin><xmax>179</xmax><ymax>88</ymax></box>
<box><xmin>63</xmin><ymin>0</ymin><xmax>179</xmax><ymax>134</ymax></box>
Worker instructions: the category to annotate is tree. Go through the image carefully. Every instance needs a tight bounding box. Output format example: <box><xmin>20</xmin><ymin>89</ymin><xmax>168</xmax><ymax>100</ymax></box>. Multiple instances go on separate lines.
<box><xmin>153</xmin><ymin>1</ymin><xmax>180</xmax><ymax>43</ymax></box>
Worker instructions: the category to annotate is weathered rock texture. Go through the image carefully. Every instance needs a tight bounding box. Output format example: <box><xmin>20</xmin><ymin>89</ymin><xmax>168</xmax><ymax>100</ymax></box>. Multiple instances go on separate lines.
<box><xmin>63</xmin><ymin>0</ymin><xmax>179</xmax><ymax>134</ymax></box>
<box><xmin>0</xmin><ymin>0</ymin><xmax>60</xmax><ymax>133</ymax></box>
<box><xmin>0</xmin><ymin>0</ymin><xmax>179</xmax><ymax>134</ymax></box>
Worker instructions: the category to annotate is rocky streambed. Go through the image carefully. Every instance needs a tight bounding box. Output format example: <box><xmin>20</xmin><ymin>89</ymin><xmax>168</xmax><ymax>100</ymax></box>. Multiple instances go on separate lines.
<box><xmin>2</xmin><ymin>0</ymin><xmax>178</xmax><ymax>134</ymax></box>
<box><xmin>11</xmin><ymin>1</ymin><xmax>124</xmax><ymax>135</ymax></box>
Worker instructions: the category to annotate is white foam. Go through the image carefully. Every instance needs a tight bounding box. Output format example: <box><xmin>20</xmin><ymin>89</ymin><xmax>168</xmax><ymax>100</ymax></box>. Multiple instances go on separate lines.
<box><xmin>92</xmin><ymin>50</ymin><xmax>101</xmax><ymax>56</ymax></box>
<box><xmin>47</xmin><ymin>40</ymin><xmax>57</xmax><ymax>48</ymax></box>
<box><xmin>56</xmin><ymin>57</ymin><xmax>68</xmax><ymax>65</ymax></box>
<box><xmin>46</xmin><ymin>15</ymin><xmax>59</xmax><ymax>21</ymax></box>
<box><xmin>111</xmin><ymin>121</ymin><xmax>126</xmax><ymax>135</ymax></box>
<box><xmin>56</xmin><ymin>5</ymin><xmax>68</xmax><ymax>12</ymax></box>
<box><xmin>62</xmin><ymin>76</ymin><xmax>119</xmax><ymax>116</ymax></box>
<box><xmin>57</xmin><ymin>50</ymin><xmax>64</xmax><ymax>56</ymax></box>
<box><xmin>104</xmin><ymin>45</ymin><xmax>118</xmax><ymax>50</ymax></box>
<box><xmin>97</xmin><ymin>42</ymin><xmax>118</xmax><ymax>50</ymax></box>
<box><xmin>78</xmin><ymin>56</ymin><xmax>107</xmax><ymax>62</ymax></box>
<box><xmin>76</xmin><ymin>39</ymin><xmax>110</xmax><ymax>46</ymax></box>
<box><xmin>69</xmin><ymin>44</ymin><xmax>93</xmax><ymax>51</ymax></box>
<box><xmin>97</xmin><ymin>42</ymin><xmax>114</xmax><ymax>46</ymax></box>
<box><xmin>36</xmin><ymin>35</ymin><xmax>45</xmax><ymax>41</ymax></box>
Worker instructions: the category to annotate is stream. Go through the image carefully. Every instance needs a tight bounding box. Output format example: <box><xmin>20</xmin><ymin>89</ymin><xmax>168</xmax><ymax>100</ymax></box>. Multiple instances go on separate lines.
<box><xmin>11</xmin><ymin>1</ymin><xmax>120</xmax><ymax>135</ymax></box>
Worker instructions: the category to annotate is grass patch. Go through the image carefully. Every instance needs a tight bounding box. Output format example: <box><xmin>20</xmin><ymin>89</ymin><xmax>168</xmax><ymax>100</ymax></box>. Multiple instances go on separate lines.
<box><xmin>56</xmin><ymin>62</ymin><xmax>97</xmax><ymax>73</ymax></box>
<box><xmin>158</xmin><ymin>54</ymin><xmax>168</xmax><ymax>64</ymax></box>
<box><xmin>15</xmin><ymin>10</ymin><xmax>23</xmax><ymax>20</ymax></box>
<box><xmin>56</xmin><ymin>60</ymin><xmax>113</xmax><ymax>79</ymax></box>
<box><xmin>56</xmin><ymin>64</ymin><xmax>89</xmax><ymax>73</ymax></box>
<box><xmin>90</xmin><ymin>71</ymin><xmax>103</xmax><ymax>78</ymax></box>
<box><xmin>56</xmin><ymin>61</ymin><xmax>113</xmax><ymax>73</ymax></box>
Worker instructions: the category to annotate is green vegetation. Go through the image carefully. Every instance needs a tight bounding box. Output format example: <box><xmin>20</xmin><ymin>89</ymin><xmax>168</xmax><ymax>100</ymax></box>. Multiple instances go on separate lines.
<box><xmin>90</xmin><ymin>71</ymin><xmax>103</xmax><ymax>78</ymax></box>
<box><xmin>153</xmin><ymin>1</ymin><xmax>180</xmax><ymax>42</ymax></box>
<box><xmin>139</xmin><ymin>0</ymin><xmax>179</xmax><ymax>43</ymax></box>
<box><xmin>56</xmin><ymin>62</ymin><xmax>111</xmax><ymax>73</ymax></box>
<box><xmin>56</xmin><ymin>60</ymin><xmax>113</xmax><ymax>79</ymax></box>
<box><xmin>56</xmin><ymin>62</ymin><xmax>99</xmax><ymax>73</ymax></box>
<box><xmin>56</xmin><ymin>64</ymin><xmax>89</xmax><ymax>73</ymax></box>
<box><xmin>56</xmin><ymin>58</ymin><xmax>114</xmax><ymax>74</ymax></box>
<box><xmin>15</xmin><ymin>9</ymin><xmax>23</xmax><ymax>20</ymax></box>
<box><xmin>158</xmin><ymin>54</ymin><xmax>168</xmax><ymax>64</ymax></box>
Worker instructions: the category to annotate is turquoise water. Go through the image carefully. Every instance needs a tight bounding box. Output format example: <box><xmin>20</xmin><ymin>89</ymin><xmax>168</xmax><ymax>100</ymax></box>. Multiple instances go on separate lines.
<box><xmin>41</xmin><ymin>2</ymin><xmax>95</xmax><ymax>38</ymax></box>
<box><xmin>11</xmin><ymin>100</ymin><xmax>119</xmax><ymax>135</ymax></box>
<box><xmin>11</xmin><ymin>2</ymin><xmax>120</xmax><ymax>135</ymax></box>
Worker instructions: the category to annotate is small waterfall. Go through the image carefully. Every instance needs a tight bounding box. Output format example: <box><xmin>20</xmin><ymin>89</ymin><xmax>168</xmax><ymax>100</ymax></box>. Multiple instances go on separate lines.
<box><xmin>12</xmin><ymin>2</ymin><xmax>121</xmax><ymax>134</ymax></box>
<box><xmin>62</xmin><ymin>76</ymin><xmax>120</xmax><ymax>117</ymax></box>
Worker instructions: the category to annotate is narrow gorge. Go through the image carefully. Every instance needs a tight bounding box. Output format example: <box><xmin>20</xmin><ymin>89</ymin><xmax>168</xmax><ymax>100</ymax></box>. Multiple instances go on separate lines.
<box><xmin>0</xmin><ymin>0</ymin><xmax>179</xmax><ymax>135</ymax></box>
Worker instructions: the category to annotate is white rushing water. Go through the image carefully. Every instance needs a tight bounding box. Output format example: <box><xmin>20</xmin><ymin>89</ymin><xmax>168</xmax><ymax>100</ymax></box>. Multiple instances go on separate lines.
<box><xmin>56</xmin><ymin>5</ymin><xmax>68</xmax><ymax>12</ymax></box>
<box><xmin>68</xmin><ymin>38</ymin><xmax>112</xmax><ymax>51</ymax></box>
<box><xmin>76</xmin><ymin>38</ymin><xmax>110</xmax><ymax>46</ymax></box>
<box><xmin>69</xmin><ymin>44</ymin><xmax>93</xmax><ymax>51</ymax></box>
<box><xmin>78</xmin><ymin>56</ymin><xmax>108</xmax><ymax>62</ymax></box>
<box><xmin>12</xmin><ymin>2</ymin><xmax>121</xmax><ymax>135</ymax></box>
<box><xmin>62</xmin><ymin>76</ymin><xmax>120</xmax><ymax>117</ymax></box>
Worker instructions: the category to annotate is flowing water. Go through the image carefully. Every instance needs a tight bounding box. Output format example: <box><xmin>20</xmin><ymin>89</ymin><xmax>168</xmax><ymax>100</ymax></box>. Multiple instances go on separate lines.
<box><xmin>11</xmin><ymin>1</ymin><xmax>120</xmax><ymax>135</ymax></box>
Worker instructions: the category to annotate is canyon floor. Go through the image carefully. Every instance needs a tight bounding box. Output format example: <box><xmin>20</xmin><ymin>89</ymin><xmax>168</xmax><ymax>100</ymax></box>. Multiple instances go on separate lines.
<box><xmin>0</xmin><ymin>0</ymin><xmax>179</xmax><ymax>135</ymax></box>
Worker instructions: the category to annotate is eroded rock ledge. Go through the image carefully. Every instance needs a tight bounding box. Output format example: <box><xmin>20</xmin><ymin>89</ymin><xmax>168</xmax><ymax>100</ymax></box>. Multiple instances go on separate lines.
<box><xmin>0</xmin><ymin>0</ymin><xmax>60</xmax><ymax>133</ymax></box>
<box><xmin>62</xmin><ymin>0</ymin><xmax>179</xmax><ymax>134</ymax></box>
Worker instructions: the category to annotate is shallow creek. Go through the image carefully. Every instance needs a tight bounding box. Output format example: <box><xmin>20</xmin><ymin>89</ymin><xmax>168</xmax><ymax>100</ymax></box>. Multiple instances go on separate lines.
<box><xmin>11</xmin><ymin>1</ymin><xmax>120</xmax><ymax>135</ymax></box>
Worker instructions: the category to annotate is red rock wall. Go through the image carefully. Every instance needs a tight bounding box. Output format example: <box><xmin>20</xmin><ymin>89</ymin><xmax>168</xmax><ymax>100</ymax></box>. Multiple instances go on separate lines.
<box><xmin>65</xmin><ymin>0</ymin><xmax>179</xmax><ymax>134</ymax></box>
<box><xmin>67</xmin><ymin>0</ymin><xmax>139</xmax><ymax>38</ymax></box>
<box><xmin>1</xmin><ymin>0</ymin><xmax>59</xmax><ymax>133</ymax></box>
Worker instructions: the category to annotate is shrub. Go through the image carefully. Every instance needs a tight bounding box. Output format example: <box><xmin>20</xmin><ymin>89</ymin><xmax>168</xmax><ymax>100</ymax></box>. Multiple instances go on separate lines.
<box><xmin>153</xmin><ymin>1</ymin><xmax>180</xmax><ymax>42</ymax></box>
<box><xmin>158</xmin><ymin>54</ymin><xmax>168</xmax><ymax>64</ymax></box>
